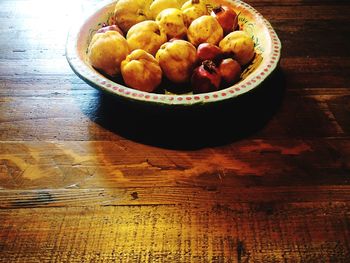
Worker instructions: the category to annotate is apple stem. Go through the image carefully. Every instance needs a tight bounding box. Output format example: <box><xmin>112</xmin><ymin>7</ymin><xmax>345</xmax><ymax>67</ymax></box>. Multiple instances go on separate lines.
<box><xmin>202</xmin><ymin>60</ymin><xmax>217</xmax><ymax>74</ymax></box>
<box><xmin>212</xmin><ymin>6</ymin><xmax>224</xmax><ymax>14</ymax></box>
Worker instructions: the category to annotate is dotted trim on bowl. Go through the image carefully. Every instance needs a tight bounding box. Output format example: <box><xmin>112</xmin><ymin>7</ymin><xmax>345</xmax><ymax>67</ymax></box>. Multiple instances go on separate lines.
<box><xmin>67</xmin><ymin>0</ymin><xmax>281</xmax><ymax>106</ymax></box>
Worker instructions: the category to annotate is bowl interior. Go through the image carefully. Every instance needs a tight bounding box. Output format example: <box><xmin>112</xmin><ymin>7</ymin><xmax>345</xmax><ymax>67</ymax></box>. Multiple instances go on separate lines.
<box><xmin>66</xmin><ymin>0</ymin><xmax>281</xmax><ymax>106</ymax></box>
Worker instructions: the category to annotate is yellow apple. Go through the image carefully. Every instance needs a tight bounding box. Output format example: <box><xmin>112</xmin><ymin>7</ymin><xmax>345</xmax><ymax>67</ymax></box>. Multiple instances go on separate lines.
<box><xmin>187</xmin><ymin>15</ymin><xmax>223</xmax><ymax>46</ymax></box>
<box><xmin>219</xmin><ymin>30</ymin><xmax>255</xmax><ymax>65</ymax></box>
<box><xmin>87</xmin><ymin>31</ymin><xmax>130</xmax><ymax>77</ymax></box>
<box><xmin>149</xmin><ymin>0</ymin><xmax>181</xmax><ymax>19</ymax></box>
<box><xmin>126</xmin><ymin>20</ymin><xmax>167</xmax><ymax>56</ymax></box>
<box><xmin>156</xmin><ymin>8</ymin><xmax>187</xmax><ymax>40</ymax></box>
<box><xmin>181</xmin><ymin>0</ymin><xmax>208</xmax><ymax>27</ymax></box>
<box><xmin>121</xmin><ymin>49</ymin><xmax>162</xmax><ymax>92</ymax></box>
<box><xmin>156</xmin><ymin>39</ymin><xmax>197</xmax><ymax>83</ymax></box>
<box><xmin>114</xmin><ymin>0</ymin><xmax>153</xmax><ymax>34</ymax></box>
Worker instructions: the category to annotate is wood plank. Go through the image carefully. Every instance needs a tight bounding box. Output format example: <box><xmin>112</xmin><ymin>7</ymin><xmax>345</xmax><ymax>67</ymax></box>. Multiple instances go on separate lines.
<box><xmin>1</xmin><ymin>186</ymin><xmax>350</xmax><ymax>208</ymax></box>
<box><xmin>255</xmin><ymin>4</ymin><xmax>350</xmax><ymax>21</ymax></box>
<box><xmin>0</xmin><ymin>202</ymin><xmax>349</xmax><ymax>262</ymax></box>
<box><xmin>0</xmin><ymin>139</ymin><xmax>349</xmax><ymax>190</ymax></box>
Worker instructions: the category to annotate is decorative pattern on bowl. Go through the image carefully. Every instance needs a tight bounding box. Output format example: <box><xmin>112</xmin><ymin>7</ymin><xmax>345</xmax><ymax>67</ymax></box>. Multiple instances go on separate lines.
<box><xmin>66</xmin><ymin>0</ymin><xmax>281</xmax><ymax>106</ymax></box>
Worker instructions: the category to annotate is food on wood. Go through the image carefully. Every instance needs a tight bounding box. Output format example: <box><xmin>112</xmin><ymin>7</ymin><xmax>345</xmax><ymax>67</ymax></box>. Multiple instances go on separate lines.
<box><xmin>219</xmin><ymin>30</ymin><xmax>255</xmax><ymax>65</ymax></box>
<box><xmin>126</xmin><ymin>20</ymin><xmax>167</xmax><ymax>56</ymax></box>
<box><xmin>196</xmin><ymin>42</ymin><xmax>223</xmax><ymax>64</ymax></box>
<box><xmin>181</xmin><ymin>0</ymin><xmax>208</xmax><ymax>27</ymax></box>
<box><xmin>96</xmin><ymin>24</ymin><xmax>123</xmax><ymax>35</ymax></box>
<box><xmin>187</xmin><ymin>15</ymin><xmax>223</xmax><ymax>46</ymax></box>
<box><xmin>156</xmin><ymin>39</ymin><xmax>197</xmax><ymax>83</ymax></box>
<box><xmin>87</xmin><ymin>31</ymin><xmax>129</xmax><ymax>77</ymax></box>
<box><xmin>121</xmin><ymin>49</ymin><xmax>162</xmax><ymax>92</ymax></box>
<box><xmin>191</xmin><ymin>60</ymin><xmax>221</xmax><ymax>93</ymax></box>
<box><xmin>88</xmin><ymin>1</ymin><xmax>257</xmax><ymax>94</ymax></box>
<box><xmin>114</xmin><ymin>0</ymin><xmax>153</xmax><ymax>33</ymax></box>
<box><xmin>156</xmin><ymin>8</ymin><xmax>187</xmax><ymax>40</ymax></box>
<box><xmin>211</xmin><ymin>5</ymin><xmax>238</xmax><ymax>35</ymax></box>
<box><xmin>218</xmin><ymin>58</ymin><xmax>241</xmax><ymax>85</ymax></box>
<box><xmin>149</xmin><ymin>0</ymin><xmax>181</xmax><ymax>19</ymax></box>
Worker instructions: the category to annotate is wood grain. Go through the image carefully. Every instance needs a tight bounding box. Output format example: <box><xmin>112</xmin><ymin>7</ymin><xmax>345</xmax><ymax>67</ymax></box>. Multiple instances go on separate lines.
<box><xmin>1</xmin><ymin>0</ymin><xmax>350</xmax><ymax>262</ymax></box>
<box><xmin>0</xmin><ymin>202</ymin><xmax>349</xmax><ymax>262</ymax></box>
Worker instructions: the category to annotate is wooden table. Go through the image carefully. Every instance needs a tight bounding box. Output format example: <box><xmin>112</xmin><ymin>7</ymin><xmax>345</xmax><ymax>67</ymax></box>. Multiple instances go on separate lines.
<box><xmin>1</xmin><ymin>0</ymin><xmax>350</xmax><ymax>262</ymax></box>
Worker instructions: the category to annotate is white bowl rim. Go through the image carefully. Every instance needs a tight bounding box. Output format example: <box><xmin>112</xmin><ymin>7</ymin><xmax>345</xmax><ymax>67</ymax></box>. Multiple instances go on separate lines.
<box><xmin>66</xmin><ymin>0</ymin><xmax>282</xmax><ymax>107</ymax></box>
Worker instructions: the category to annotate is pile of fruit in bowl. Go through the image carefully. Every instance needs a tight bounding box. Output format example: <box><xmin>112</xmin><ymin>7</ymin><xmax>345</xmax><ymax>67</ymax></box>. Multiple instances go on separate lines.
<box><xmin>87</xmin><ymin>0</ymin><xmax>256</xmax><ymax>94</ymax></box>
<box><xmin>66</xmin><ymin>0</ymin><xmax>281</xmax><ymax>106</ymax></box>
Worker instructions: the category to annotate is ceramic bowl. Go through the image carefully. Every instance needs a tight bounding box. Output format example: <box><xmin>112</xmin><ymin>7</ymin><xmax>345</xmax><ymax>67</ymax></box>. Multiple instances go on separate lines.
<box><xmin>66</xmin><ymin>0</ymin><xmax>281</xmax><ymax>107</ymax></box>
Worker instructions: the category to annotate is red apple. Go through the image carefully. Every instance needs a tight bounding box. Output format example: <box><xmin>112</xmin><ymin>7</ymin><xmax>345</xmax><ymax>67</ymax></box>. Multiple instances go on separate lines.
<box><xmin>191</xmin><ymin>60</ymin><xmax>221</xmax><ymax>94</ymax></box>
<box><xmin>97</xmin><ymin>24</ymin><xmax>123</xmax><ymax>36</ymax></box>
<box><xmin>211</xmin><ymin>5</ymin><xmax>238</xmax><ymax>35</ymax></box>
<box><xmin>197</xmin><ymin>43</ymin><xmax>223</xmax><ymax>64</ymax></box>
<box><xmin>219</xmin><ymin>58</ymin><xmax>241</xmax><ymax>85</ymax></box>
